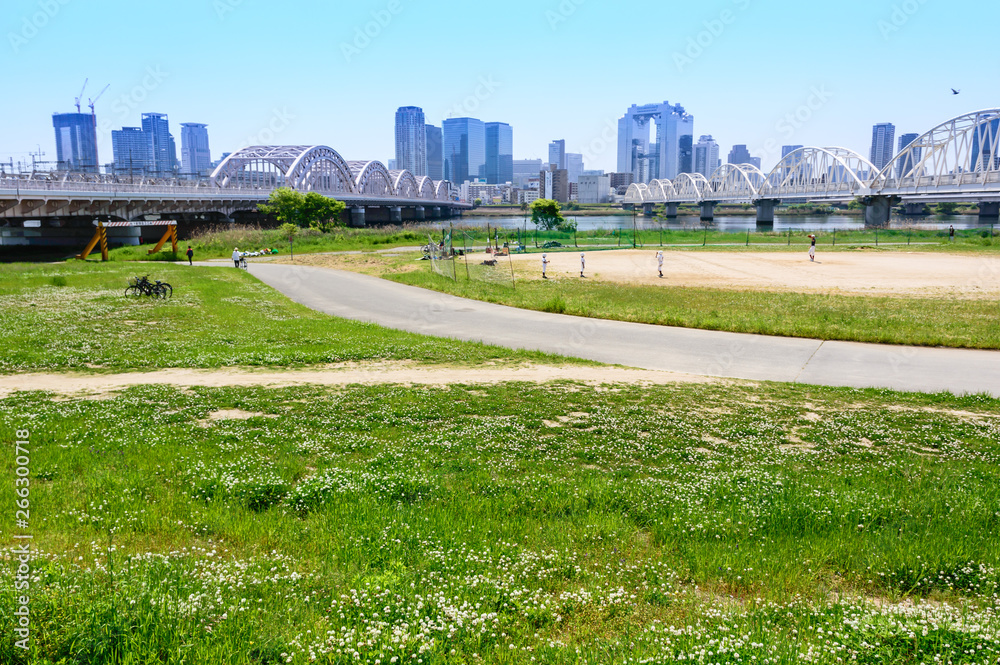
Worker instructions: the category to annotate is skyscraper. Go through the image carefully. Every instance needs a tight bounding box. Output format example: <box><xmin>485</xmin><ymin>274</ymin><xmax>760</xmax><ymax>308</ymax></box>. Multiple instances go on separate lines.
<box><xmin>693</xmin><ymin>135</ymin><xmax>720</xmax><ymax>178</ymax></box>
<box><xmin>970</xmin><ymin>118</ymin><xmax>999</xmax><ymax>172</ymax></box>
<box><xmin>52</xmin><ymin>113</ymin><xmax>99</xmax><ymax>172</ymax></box>
<box><xmin>895</xmin><ymin>133</ymin><xmax>920</xmax><ymax>179</ymax></box>
<box><xmin>180</xmin><ymin>123</ymin><xmax>211</xmax><ymax>177</ymax></box>
<box><xmin>781</xmin><ymin>145</ymin><xmax>804</xmax><ymax>159</ymax></box>
<box><xmin>566</xmin><ymin>153</ymin><xmax>584</xmax><ymax>183</ymax></box>
<box><xmin>548</xmin><ymin>139</ymin><xmax>566</xmax><ymax>170</ymax></box>
<box><xmin>616</xmin><ymin>102</ymin><xmax>693</xmax><ymax>182</ymax></box>
<box><xmin>425</xmin><ymin>124</ymin><xmax>443</xmax><ymax>180</ymax></box>
<box><xmin>870</xmin><ymin>122</ymin><xmax>896</xmax><ymax>172</ymax></box>
<box><xmin>395</xmin><ymin>107</ymin><xmax>427</xmax><ymax>176</ymax></box>
<box><xmin>485</xmin><ymin>122</ymin><xmax>513</xmax><ymax>184</ymax></box>
<box><xmin>141</xmin><ymin>113</ymin><xmax>177</xmax><ymax>176</ymax></box>
<box><xmin>442</xmin><ymin>117</ymin><xmax>485</xmax><ymax>184</ymax></box>
<box><xmin>112</xmin><ymin>127</ymin><xmax>150</xmax><ymax>175</ymax></box>
<box><xmin>728</xmin><ymin>144</ymin><xmax>753</xmax><ymax>165</ymax></box>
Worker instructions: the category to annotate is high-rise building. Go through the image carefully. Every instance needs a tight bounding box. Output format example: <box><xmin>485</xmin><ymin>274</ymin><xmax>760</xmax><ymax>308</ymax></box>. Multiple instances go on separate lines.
<box><xmin>578</xmin><ymin>174</ymin><xmax>612</xmax><ymax>204</ymax></box>
<box><xmin>112</xmin><ymin>127</ymin><xmax>150</xmax><ymax>175</ymax></box>
<box><xmin>442</xmin><ymin>117</ymin><xmax>485</xmax><ymax>184</ymax></box>
<box><xmin>970</xmin><ymin>118</ymin><xmax>999</xmax><ymax>172</ymax></box>
<box><xmin>52</xmin><ymin>113</ymin><xmax>99</xmax><ymax>172</ymax></box>
<box><xmin>425</xmin><ymin>124</ymin><xmax>443</xmax><ymax>180</ymax></box>
<box><xmin>141</xmin><ymin>113</ymin><xmax>177</xmax><ymax>176</ymax></box>
<box><xmin>395</xmin><ymin>106</ymin><xmax>427</xmax><ymax>176</ymax></box>
<box><xmin>485</xmin><ymin>122</ymin><xmax>513</xmax><ymax>184</ymax></box>
<box><xmin>548</xmin><ymin>139</ymin><xmax>566</xmax><ymax>170</ymax></box>
<box><xmin>180</xmin><ymin>123</ymin><xmax>211</xmax><ymax>177</ymax></box>
<box><xmin>728</xmin><ymin>144</ymin><xmax>753</xmax><ymax>165</ymax></box>
<box><xmin>781</xmin><ymin>145</ymin><xmax>804</xmax><ymax>159</ymax></box>
<box><xmin>617</xmin><ymin>101</ymin><xmax>694</xmax><ymax>182</ymax></box>
<box><xmin>608</xmin><ymin>172</ymin><xmax>635</xmax><ymax>195</ymax></box>
<box><xmin>693</xmin><ymin>135</ymin><xmax>720</xmax><ymax>178</ymax></box>
<box><xmin>540</xmin><ymin>164</ymin><xmax>569</xmax><ymax>202</ymax></box>
<box><xmin>870</xmin><ymin>122</ymin><xmax>896</xmax><ymax>172</ymax></box>
<box><xmin>566</xmin><ymin>153</ymin><xmax>584</xmax><ymax>183</ymax></box>
<box><xmin>895</xmin><ymin>133</ymin><xmax>920</xmax><ymax>179</ymax></box>
<box><xmin>513</xmin><ymin>159</ymin><xmax>542</xmax><ymax>189</ymax></box>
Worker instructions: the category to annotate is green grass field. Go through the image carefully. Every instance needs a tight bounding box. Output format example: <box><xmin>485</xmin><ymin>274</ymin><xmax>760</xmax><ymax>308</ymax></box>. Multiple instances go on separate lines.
<box><xmin>2</xmin><ymin>381</ymin><xmax>999</xmax><ymax>664</ymax></box>
<box><xmin>0</xmin><ymin>262</ymin><xmax>567</xmax><ymax>372</ymax></box>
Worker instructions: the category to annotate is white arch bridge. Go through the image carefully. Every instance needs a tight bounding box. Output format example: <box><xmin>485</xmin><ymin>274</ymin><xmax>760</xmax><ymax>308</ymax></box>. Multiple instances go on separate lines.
<box><xmin>625</xmin><ymin>109</ymin><xmax>1000</xmax><ymax>224</ymax></box>
<box><xmin>0</xmin><ymin>145</ymin><xmax>466</xmax><ymax>228</ymax></box>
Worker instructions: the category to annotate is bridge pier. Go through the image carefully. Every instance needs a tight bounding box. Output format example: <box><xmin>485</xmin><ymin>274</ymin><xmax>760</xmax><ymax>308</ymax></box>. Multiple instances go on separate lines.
<box><xmin>389</xmin><ymin>206</ymin><xmax>402</xmax><ymax>223</ymax></box>
<box><xmin>979</xmin><ymin>202</ymin><xmax>999</xmax><ymax>218</ymax></box>
<box><xmin>414</xmin><ymin>206</ymin><xmax>425</xmax><ymax>221</ymax></box>
<box><xmin>350</xmin><ymin>206</ymin><xmax>366</xmax><ymax>228</ymax></box>
<box><xmin>700</xmin><ymin>201</ymin><xmax>716</xmax><ymax>221</ymax></box>
<box><xmin>863</xmin><ymin>196</ymin><xmax>899</xmax><ymax>226</ymax></box>
<box><xmin>754</xmin><ymin>199</ymin><xmax>779</xmax><ymax>223</ymax></box>
<box><xmin>642</xmin><ymin>203</ymin><xmax>655</xmax><ymax>217</ymax></box>
<box><xmin>431</xmin><ymin>206</ymin><xmax>441</xmax><ymax>219</ymax></box>
<box><xmin>664</xmin><ymin>202</ymin><xmax>678</xmax><ymax>217</ymax></box>
<box><xmin>902</xmin><ymin>202</ymin><xmax>928</xmax><ymax>216</ymax></box>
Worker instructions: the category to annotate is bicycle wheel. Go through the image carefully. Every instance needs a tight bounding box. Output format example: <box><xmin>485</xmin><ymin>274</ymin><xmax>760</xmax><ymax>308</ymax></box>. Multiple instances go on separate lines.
<box><xmin>158</xmin><ymin>282</ymin><xmax>172</xmax><ymax>298</ymax></box>
<box><xmin>152</xmin><ymin>284</ymin><xmax>166</xmax><ymax>299</ymax></box>
<box><xmin>125</xmin><ymin>286</ymin><xmax>141</xmax><ymax>297</ymax></box>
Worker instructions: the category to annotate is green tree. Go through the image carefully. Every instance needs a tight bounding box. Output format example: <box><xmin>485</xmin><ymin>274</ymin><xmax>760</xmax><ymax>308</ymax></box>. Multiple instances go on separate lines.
<box><xmin>473</xmin><ymin>198</ymin><xmax>482</xmax><ymax>208</ymax></box>
<box><xmin>278</xmin><ymin>222</ymin><xmax>298</xmax><ymax>240</ymax></box>
<box><xmin>258</xmin><ymin>188</ymin><xmax>345</xmax><ymax>232</ymax></box>
<box><xmin>530</xmin><ymin>198</ymin><xmax>565</xmax><ymax>231</ymax></box>
<box><xmin>935</xmin><ymin>202</ymin><xmax>960</xmax><ymax>215</ymax></box>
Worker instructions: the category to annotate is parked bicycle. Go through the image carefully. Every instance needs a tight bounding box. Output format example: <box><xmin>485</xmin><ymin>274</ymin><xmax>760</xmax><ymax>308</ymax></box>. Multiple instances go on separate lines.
<box><xmin>125</xmin><ymin>275</ymin><xmax>172</xmax><ymax>299</ymax></box>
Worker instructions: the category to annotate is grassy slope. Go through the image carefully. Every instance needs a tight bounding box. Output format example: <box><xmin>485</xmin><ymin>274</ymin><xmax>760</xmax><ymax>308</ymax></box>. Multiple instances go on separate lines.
<box><xmin>1</xmin><ymin>381</ymin><xmax>998</xmax><ymax>663</ymax></box>
<box><xmin>0</xmin><ymin>262</ymin><xmax>571</xmax><ymax>372</ymax></box>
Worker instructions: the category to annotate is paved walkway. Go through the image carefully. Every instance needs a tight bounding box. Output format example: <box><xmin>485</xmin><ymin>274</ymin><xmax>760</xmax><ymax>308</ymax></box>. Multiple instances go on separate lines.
<box><xmin>246</xmin><ymin>263</ymin><xmax>1000</xmax><ymax>396</ymax></box>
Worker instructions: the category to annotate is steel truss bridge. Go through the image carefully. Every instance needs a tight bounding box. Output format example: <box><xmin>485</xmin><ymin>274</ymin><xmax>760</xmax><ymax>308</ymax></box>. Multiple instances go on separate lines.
<box><xmin>624</xmin><ymin>110</ymin><xmax>1000</xmax><ymax>223</ymax></box>
<box><xmin>0</xmin><ymin>145</ymin><xmax>467</xmax><ymax>228</ymax></box>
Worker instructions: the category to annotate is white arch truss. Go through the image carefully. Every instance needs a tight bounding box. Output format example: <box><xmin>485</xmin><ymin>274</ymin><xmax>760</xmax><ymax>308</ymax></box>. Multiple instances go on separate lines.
<box><xmin>759</xmin><ymin>147</ymin><xmax>876</xmax><ymax>200</ymax></box>
<box><xmin>672</xmin><ymin>172</ymin><xmax>710</xmax><ymax>201</ymax></box>
<box><xmin>347</xmin><ymin>161</ymin><xmax>394</xmax><ymax>197</ymax></box>
<box><xmin>708</xmin><ymin>163</ymin><xmax>766</xmax><ymax>202</ymax></box>
<box><xmin>285</xmin><ymin>146</ymin><xmax>355</xmax><ymax>194</ymax></box>
<box><xmin>415</xmin><ymin>176</ymin><xmax>436</xmax><ymax>200</ymax></box>
<box><xmin>433</xmin><ymin>180</ymin><xmax>451</xmax><ymax>201</ymax></box>
<box><xmin>876</xmin><ymin>109</ymin><xmax>1000</xmax><ymax>196</ymax></box>
<box><xmin>389</xmin><ymin>170</ymin><xmax>419</xmax><ymax>199</ymax></box>
<box><xmin>624</xmin><ymin>182</ymin><xmax>651</xmax><ymax>204</ymax></box>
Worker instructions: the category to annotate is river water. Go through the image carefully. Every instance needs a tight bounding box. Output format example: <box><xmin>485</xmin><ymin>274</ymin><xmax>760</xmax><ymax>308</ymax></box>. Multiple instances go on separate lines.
<box><xmin>442</xmin><ymin>214</ymin><xmax>995</xmax><ymax>233</ymax></box>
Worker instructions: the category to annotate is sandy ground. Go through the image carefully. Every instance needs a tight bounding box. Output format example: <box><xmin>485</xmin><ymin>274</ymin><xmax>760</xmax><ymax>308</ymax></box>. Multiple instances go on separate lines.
<box><xmin>1</xmin><ymin>363</ymin><xmax>715</xmax><ymax>398</ymax></box>
<box><xmin>511</xmin><ymin>249</ymin><xmax>1000</xmax><ymax>298</ymax></box>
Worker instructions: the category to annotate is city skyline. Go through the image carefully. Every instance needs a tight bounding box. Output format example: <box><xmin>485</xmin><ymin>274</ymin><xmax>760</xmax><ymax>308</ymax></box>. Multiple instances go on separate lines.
<box><xmin>1</xmin><ymin>0</ymin><xmax>995</xmax><ymax>175</ymax></box>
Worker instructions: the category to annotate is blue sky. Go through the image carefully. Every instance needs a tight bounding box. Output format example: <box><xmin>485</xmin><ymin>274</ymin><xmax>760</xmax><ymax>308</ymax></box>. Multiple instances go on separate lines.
<box><xmin>1</xmin><ymin>0</ymin><xmax>995</xmax><ymax>174</ymax></box>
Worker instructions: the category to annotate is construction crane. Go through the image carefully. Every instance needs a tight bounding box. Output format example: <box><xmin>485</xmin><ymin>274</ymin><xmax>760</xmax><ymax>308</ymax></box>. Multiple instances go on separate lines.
<box><xmin>74</xmin><ymin>78</ymin><xmax>88</xmax><ymax>113</ymax></box>
<box><xmin>88</xmin><ymin>84</ymin><xmax>110</xmax><ymax>115</ymax></box>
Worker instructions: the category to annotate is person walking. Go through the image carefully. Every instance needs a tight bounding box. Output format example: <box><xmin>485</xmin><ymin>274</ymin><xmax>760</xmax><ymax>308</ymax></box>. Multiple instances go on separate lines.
<box><xmin>579</xmin><ymin>252</ymin><xmax>586</xmax><ymax>278</ymax></box>
<box><xmin>808</xmin><ymin>235</ymin><xmax>816</xmax><ymax>262</ymax></box>
<box><xmin>656</xmin><ymin>250</ymin><xmax>664</xmax><ymax>278</ymax></box>
<box><xmin>949</xmin><ymin>225</ymin><xmax>955</xmax><ymax>242</ymax></box>
<box><xmin>186</xmin><ymin>246</ymin><xmax>194</xmax><ymax>266</ymax></box>
<box><xmin>232</xmin><ymin>247</ymin><xmax>241</xmax><ymax>268</ymax></box>
<box><xmin>541</xmin><ymin>252</ymin><xmax>549</xmax><ymax>279</ymax></box>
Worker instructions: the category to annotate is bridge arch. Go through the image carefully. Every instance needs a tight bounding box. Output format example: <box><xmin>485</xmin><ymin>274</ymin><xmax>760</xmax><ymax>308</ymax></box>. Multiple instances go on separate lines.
<box><xmin>434</xmin><ymin>180</ymin><xmax>451</xmax><ymax>201</ymax></box>
<box><xmin>648</xmin><ymin>179</ymin><xmax>675</xmax><ymax>201</ymax></box>
<box><xmin>759</xmin><ymin>147</ymin><xmax>877</xmax><ymax>199</ymax></box>
<box><xmin>347</xmin><ymin>161</ymin><xmax>394</xmax><ymax>197</ymax></box>
<box><xmin>285</xmin><ymin>146</ymin><xmax>355</xmax><ymax>194</ymax></box>
<box><xmin>708</xmin><ymin>164</ymin><xmax>765</xmax><ymax>201</ymax></box>
<box><xmin>389</xmin><ymin>170</ymin><xmax>419</xmax><ymax>198</ymax></box>
<box><xmin>874</xmin><ymin>109</ymin><xmax>1000</xmax><ymax>191</ymax></box>
<box><xmin>672</xmin><ymin>172</ymin><xmax>710</xmax><ymax>201</ymax></box>
<box><xmin>415</xmin><ymin>176</ymin><xmax>436</xmax><ymax>200</ymax></box>
<box><xmin>624</xmin><ymin>182</ymin><xmax>651</xmax><ymax>204</ymax></box>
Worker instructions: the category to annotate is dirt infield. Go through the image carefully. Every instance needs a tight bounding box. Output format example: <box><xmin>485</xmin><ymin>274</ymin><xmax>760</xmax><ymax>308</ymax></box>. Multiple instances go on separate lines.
<box><xmin>512</xmin><ymin>250</ymin><xmax>1000</xmax><ymax>298</ymax></box>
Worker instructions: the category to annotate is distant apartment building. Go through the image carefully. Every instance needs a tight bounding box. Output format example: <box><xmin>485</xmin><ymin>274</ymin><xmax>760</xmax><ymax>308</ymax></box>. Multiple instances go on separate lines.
<box><xmin>180</xmin><ymin>123</ymin><xmax>211</xmax><ymax>177</ymax></box>
<box><xmin>870</xmin><ymin>122</ymin><xmax>896</xmax><ymax>172</ymax></box>
<box><xmin>395</xmin><ymin>106</ymin><xmax>427</xmax><ymax>176</ymax></box>
<box><xmin>693</xmin><ymin>135</ymin><xmax>720</xmax><ymax>178</ymax></box>
<box><xmin>425</xmin><ymin>124</ymin><xmax>443</xmax><ymax>180</ymax></box>
<box><xmin>728</xmin><ymin>144</ymin><xmax>752</xmax><ymax>165</ymax></box>
<box><xmin>781</xmin><ymin>145</ymin><xmax>804</xmax><ymax>159</ymax></box>
<box><xmin>578</xmin><ymin>174</ymin><xmax>612</xmax><ymax>204</ymax></box>
<box><xmin>513</xmin><ymin>159</ymin><xmax>543</xmax><ymax>188</ymax></box>
<box><xmin>141</xmin><ymin>113</ymin><xmax>178</xmax><ymax>176</ymax></box>
<box><xmin>895</xmin><ymin>133</ymin><xmax>920</xmax><ymax>179</ymax></box>
<box><xmin>540</xmin><ymin>164</ymin><xmax>569</xmax><ymax>203</ymax></box>
<box><xmin>485</xmin><ymin>122</ymin><xmax>513</xmax><ymax>184</ymax></box>
<box><xmin>112</xmin><ymin>127</ymin><xmax>151</xmax><ymax>175</ymax></box>
<box><xmin>608</xmin><ymin>172</ymin><xmax>635</xmax><ymax>195</ymax></box>
<box><xmin>566</xmin><ymin>153</ymin><xmax>584</xmax><ymax>183</ymax></box>
<box><xmin>52</xmin><ymin>112</ymin><xmax>99</xmax><ymax>172</ymax></box>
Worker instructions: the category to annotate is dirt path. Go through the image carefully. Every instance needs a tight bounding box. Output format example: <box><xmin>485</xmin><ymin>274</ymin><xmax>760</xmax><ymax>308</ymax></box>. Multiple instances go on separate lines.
<box><xmin>1</xmin><ymin>363</ymin><xmax>715</xmax><ymax>398</ymax></box>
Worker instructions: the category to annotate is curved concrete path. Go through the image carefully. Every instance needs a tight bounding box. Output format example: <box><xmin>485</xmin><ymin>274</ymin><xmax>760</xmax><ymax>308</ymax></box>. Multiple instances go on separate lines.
<box><xmin>246</xmin><ymin>263</ymin><xmax>1000</xmax><ymax>397</ymax></box>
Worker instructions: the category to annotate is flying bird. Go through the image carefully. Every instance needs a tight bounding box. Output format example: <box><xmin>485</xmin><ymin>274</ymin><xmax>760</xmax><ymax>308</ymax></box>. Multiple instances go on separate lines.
<box><xmin>951</xmin><ymin>88</ymin><xmax>961</xmax><ymax>95</ymax></box>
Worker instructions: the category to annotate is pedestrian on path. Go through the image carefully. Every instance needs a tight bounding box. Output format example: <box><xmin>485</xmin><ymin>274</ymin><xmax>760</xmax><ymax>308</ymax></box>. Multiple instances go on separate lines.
<box><xmin>808</xmin><ymin>235</ymin><xmax>816</xmax><ymax>262</ymax></box>
<box><xmin>580</xmin><ymin>252</ymin><xmax>586</xmax><ymax>278</ymax></box>
<box><xmin>186</xmin><ymin>246</ymin><xmax>194</xmax><ymax>266</ymax></box>
<box><xmin>541</xmin><ymin>252</ymin><xmax>549</xmax><ymax>279</ymax></box>
<box><xmin>949</xmin><ymin>225</ymin><xmax>955</xmax><ymax>242</ymax></box>
<box><xmin>656</xmin><ymin>250</ymin><xmax>664</xmax><ymax>278</ymax></box>
<box><xmin>232</xmin><ymin>247</ymin><xmax>241</xmax><ymax>268</ymax></box>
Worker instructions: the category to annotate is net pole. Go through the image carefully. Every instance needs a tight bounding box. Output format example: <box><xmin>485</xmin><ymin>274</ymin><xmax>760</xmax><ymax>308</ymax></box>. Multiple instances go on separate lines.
<box><xmin>451</xmin><ymin>222</ymin><xmax>457</xmax><ymax>280</ymax></box>
<box><xmin>463</xmin><ymin>229</ymin><xmax>470</xmax><ymax>280</ymax></box>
